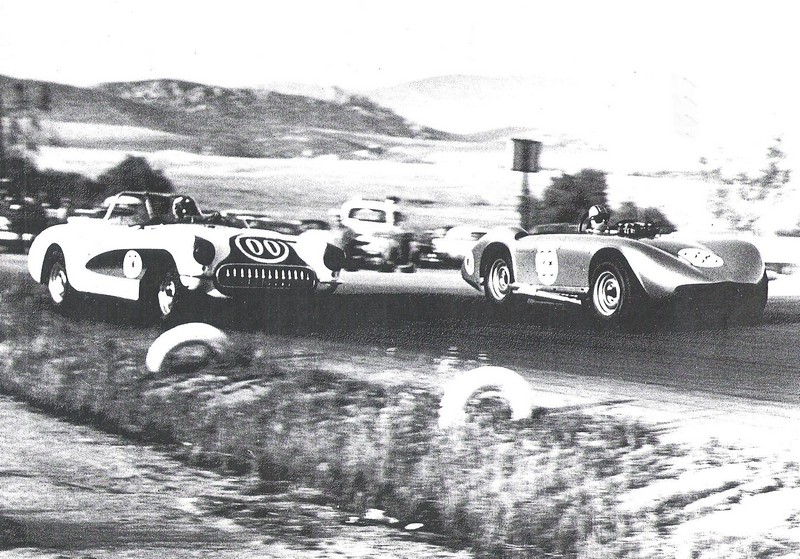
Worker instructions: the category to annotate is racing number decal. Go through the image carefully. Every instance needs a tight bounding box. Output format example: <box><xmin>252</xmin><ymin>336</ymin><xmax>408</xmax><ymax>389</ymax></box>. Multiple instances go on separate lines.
<box><xmin>123</xmin><ymin>250</ymin><xmax>144</xmax><ymax>279</ymax></box>
<box><xmin>235</xmin><ymin>236</ymin><xmax>291</xmax><ymax>264</ymax></box>
<box><xmin>535</xmin><ymin>246</ymin><xmax>558</xmax><ymax>286</ymax></box>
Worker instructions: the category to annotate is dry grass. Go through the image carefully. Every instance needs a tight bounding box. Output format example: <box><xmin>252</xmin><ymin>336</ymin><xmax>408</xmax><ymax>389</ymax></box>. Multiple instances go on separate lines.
<box><xmin>4</xmin><ymin>266</ymin><xmax>796</xmax><ymax>557</ymax></box>
<box><xmin>0</xmin><ymin>266</ymin><xmax>680</xmax><ymax>557</ymax></box>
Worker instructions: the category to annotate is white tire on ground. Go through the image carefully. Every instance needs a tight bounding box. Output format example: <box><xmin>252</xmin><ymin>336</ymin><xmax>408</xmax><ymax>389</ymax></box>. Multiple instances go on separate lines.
<box><xmin>145</xmin><ymin>322</ymin><xmax>232</xmax><ymax>374</ymax></box>
<box><xmin>438</xmin><ymin>366</ymin><xmax>536</xmax><ymax>429</ymax></box>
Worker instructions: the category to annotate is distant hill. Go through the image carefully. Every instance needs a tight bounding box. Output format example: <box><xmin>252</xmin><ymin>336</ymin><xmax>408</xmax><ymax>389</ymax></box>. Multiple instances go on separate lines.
<box><xmin>0</xmin><ymin>76</ymin><xmax>455</xmax><ymax>158</ymax></box>
<box><xmin>367</xmin><ymin>73</ymin><xmax>683</xmax><ymax>139</ymax></box>
<box><xmin>367</xmin><ymin>73</ymin><xmax>736</xmax><ymax>172</ymax></box>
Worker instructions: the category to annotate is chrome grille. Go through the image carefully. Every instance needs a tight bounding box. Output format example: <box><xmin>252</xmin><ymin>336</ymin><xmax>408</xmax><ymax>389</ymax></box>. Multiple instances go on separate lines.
<box><xmin>216</xmin><ymin>264</ymin><xmax>317</xmax><ymax>290</ymax></box>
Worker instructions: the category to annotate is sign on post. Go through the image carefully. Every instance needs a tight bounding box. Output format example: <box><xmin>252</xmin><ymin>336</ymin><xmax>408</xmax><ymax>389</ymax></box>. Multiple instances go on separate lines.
<box><xmin>511</xmin><ymin>139</ymin><xmax>542</xmax><ymax>231</ymax></box>
<box><xmin>512</xmin><ymin>138</ymin><xmax>543</xmax><ymax>173</ymax></box>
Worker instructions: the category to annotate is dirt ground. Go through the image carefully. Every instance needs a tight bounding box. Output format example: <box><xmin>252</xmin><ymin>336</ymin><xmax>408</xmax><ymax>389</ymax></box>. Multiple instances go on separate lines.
<box><xmin>0</xmin><ymin>396</ymin><xmax>468</xmax><ymax>558</ymax></box>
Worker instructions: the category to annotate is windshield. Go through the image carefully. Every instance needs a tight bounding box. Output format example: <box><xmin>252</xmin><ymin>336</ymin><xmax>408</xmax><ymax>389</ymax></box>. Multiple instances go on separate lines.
<box><xmin>348</xmin><ymin>208</ymin><xmax>387</xmax><ymax>223</ymax></box>
<box><xmin>106</xmin><ymin>193</ymin><xmax>203</xmax><ymax>225</ymax></box>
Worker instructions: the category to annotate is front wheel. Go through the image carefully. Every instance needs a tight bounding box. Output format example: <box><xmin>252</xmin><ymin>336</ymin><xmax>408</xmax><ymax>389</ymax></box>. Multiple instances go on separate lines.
<box><xmin>586</xmin><ymin>259</ymin><xmax>641</xmax><ymax>326</ymax></box>
<box><xmin>484</xmin><ymin>255</ymin><xmax>514</xmax><ymax>305</ymax></box>
<box><xmin>44</xmin><ymin>249</ymin><xmax>74</xmax><ymax>311</ymax></box>
<box><xmin>141</xmin><ymin>266</ymin><xmax>189</xmax><ymax>325</ymax></box>
<box><xmin>157</xmin><ymin>271</ymin><xmax>184</xmax><ymax>319</ymax></box>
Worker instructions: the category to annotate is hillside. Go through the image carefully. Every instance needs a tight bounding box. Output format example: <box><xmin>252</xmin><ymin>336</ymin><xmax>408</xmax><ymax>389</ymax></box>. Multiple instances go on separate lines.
<box><xmin>0</xmin><ymin>76</ymin><xmax>455</xmax><ymax>158</ymax></box>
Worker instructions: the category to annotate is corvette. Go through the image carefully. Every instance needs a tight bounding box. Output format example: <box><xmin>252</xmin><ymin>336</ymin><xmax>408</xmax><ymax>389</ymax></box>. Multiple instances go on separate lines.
<box><xmin>27</xmin><ymin>192</ymin><xmax>344</xmax><ymax>321</ymax></box>
<box><xmin>462</xmin><ymin>211</ymin><xmax>768</xmax><ymax>326</ymax></box>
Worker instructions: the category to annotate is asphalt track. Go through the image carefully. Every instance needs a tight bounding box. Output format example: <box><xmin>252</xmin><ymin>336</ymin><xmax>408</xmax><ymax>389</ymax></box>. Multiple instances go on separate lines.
<box><xmin>9</xmin><ymin>252</ymin><xmax>800</xmax><ymax>407</ymax></box>
<box><xmin>325</xmin><ymin>270</ymin><xmax>800</xmax><ymax>405</ymax></box>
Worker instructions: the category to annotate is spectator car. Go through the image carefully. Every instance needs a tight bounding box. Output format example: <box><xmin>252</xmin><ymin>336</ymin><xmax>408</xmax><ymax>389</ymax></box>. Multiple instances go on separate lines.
<box><xmin>27</xmin><ymin>192</ymin><xmax>345</xmax><ymax>321</ymax></box>
<box><xmin>334</xmin><ymin>197</ymin><xmax>415</xmax><ymax>272</ymax></box>
<box><xmin>418</xmin><ymin>225</ymin><xmax>488</xmax><ymax>267</ymax></box>
<box><xmin>0</xmin><ymin>196</ymin><xmax>49</xmax><ymax>253</ymax></box>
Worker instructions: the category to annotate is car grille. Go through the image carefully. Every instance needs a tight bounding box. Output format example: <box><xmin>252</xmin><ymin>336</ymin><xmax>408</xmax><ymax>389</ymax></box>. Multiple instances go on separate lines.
<box><xmin>216</xmin><ymin>264</ymin><xmax>317</xmax><ymax>290</ymax></box>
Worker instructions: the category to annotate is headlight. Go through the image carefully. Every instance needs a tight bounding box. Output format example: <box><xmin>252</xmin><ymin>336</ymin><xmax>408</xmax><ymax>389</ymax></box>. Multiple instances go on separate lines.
<box><xmin>193</xmin><ymin>236</ymin><xmax>216</xmax><ymax>266</ymax></box>
<box><xmin>678</xmin><ymin>248</ymin><xmax>723</xmax><ymax>268</ymax></box>
<box><xmin>0</xmin><ymin>216</ymin><xmax>10</xmax><ymax>231</ymax></box>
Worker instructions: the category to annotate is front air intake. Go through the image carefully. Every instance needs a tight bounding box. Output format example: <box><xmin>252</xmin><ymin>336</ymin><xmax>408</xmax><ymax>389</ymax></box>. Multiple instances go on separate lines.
<box><xmin>215</xmin><ymin>264</ymin><xmax>317</xmax><ymax>290</ymax></box>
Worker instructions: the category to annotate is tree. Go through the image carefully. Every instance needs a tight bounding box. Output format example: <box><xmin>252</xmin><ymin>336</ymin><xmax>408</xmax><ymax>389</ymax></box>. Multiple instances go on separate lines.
<box><xmin>532</xmin><ymin>169</ymin><xmax>609</xmax><ymax>226</ymax></box>
<box><xmin>94</xmin><ymin>156</ymin><xmax>173</xmax><ymax>203</ymax></box>
<box><xmin>613</xmin><ymin>201</ymin><xmax>677</xmax><ymax>233</ymax></box>
<box><xmin>709</xmin><ymin>137</ymin><xmax>792</xmax><ymax>231</ymax></box>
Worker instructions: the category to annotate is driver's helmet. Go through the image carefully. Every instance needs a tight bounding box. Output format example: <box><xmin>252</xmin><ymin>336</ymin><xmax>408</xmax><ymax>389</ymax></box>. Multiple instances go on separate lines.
<box><xmin>587</xmin><ymin>204</ymin><xmax>610</xmax><ymax>233</ymax></box>
<box><xmin>172</xmin><ymin>196</ymin><xmax>193</xmax><ymax>221</ymax></box>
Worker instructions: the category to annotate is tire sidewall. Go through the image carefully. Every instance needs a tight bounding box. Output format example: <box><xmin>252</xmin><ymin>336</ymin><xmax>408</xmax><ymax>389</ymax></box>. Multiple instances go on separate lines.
<box><xmin>140</xmin><ymin>265</ymin><xmax>187</xmax><ymax>325</ymax></box>
<box><xmin>588</xmin><ymin>259</ymin><xmax>635</xmax><ymax>325</ymax></box>
<box><xmin>484</xmin><ymin>255</ymin><xmax>514</xmax><ymax>306</ymax></box>
<box><xmin>44</xmin><ymin>249</ymin><xmax>73</xmax><ymax>310</ymax></box>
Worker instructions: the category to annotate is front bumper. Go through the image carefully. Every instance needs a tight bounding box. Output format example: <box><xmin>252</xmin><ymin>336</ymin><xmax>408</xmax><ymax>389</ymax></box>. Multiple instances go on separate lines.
<box><xmin>672</xmin><ymin>280</ymin><xmax>765</xmax><ymax>312</ymax></box>
<box><xmin>181</xmin><ymin>266</ymin><xmax>340</xmax><ymax>298</ymax></box>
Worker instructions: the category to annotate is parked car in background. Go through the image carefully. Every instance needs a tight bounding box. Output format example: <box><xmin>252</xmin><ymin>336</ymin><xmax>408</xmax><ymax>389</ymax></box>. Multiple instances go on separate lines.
<box><xmin>417</xmin><ymin>225</ymin><xmax>488</xmax><ymax>267</ymax></box>
<box><xmin>0</xmin><ymin>196</ymin><xmax>49</xmax><ymax>253</ymax></box>
<box><xmin>221</xmin><ymin>211</ymin><xmax>332</xmax><ymax>236</ymax></box>
<box><xmin>28</xmin><ymin>192</ymin><xmax>345</xmax><ymax>322</ymax></box>
<box><xmin>221</xmin><ymin>210</ymin><xmax>306</xmax><ymax>236</ymax></box>
<box><xmin>334</xmin><ymin>197</ymin><xmax>415</xmax><ymax>272</ymax></box>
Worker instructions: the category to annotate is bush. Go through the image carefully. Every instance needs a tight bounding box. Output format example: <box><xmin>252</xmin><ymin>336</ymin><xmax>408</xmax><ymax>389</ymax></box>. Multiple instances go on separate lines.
<box><xmin>524</xmin><ymin>169</ymin><xmax>610</xmax><ymax>227</ymax></box>
<box><xmin>613</xmin><ymin>201</ymin><xmax>677</xmax><ymax>233</ymax></box>
<box><xmin>1</xmin><ymin>155</ymin><xmax>174</xmax><ymax>208</ymax></box>
<box><xmin>94</xmin><ymin>155</ymin><xmax>173</xmax><ymax>202</ymax></box>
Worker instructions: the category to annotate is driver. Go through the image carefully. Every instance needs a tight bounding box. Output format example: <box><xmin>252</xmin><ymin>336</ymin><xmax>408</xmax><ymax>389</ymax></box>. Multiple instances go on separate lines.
<box><xmin>587</xmin><ymin>205</ymin><xmax>610</xmax><ymax>234</ymax></box>
<box><xmin>172</xmin><ymin>196</ymin><xmax>194</xmax><ymax>222</ymax></box>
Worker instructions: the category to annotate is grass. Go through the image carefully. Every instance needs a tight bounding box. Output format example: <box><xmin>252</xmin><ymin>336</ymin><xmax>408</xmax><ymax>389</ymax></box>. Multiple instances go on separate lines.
<box><xmin>1</xmin><ymin>265</ymin><xmax>779</xmax><ymax>558</ymax></box>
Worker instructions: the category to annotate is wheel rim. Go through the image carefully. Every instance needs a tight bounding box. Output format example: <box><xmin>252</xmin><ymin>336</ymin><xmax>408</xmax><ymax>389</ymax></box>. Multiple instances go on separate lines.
<box><xmin>157</xmin><ymin>277</ymin><xmax>178</xmax><ymax>317</ymax></box>
<box><xmin>593</xmin><ymin>270</ymin><xmax>621</xmax><ymax>316</ymax></box>
<box><xmin>47</xmin><ymin>262</ymin><xmax>68</xmax><ymax>305</ymax></box>
<box><xmin>488</xmin><ymin>259</ymin><xmax>511</xmax><ymax>301</ymax></box>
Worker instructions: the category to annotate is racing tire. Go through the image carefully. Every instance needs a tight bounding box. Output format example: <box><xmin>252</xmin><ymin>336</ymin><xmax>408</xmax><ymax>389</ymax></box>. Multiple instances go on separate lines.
<box><xmin>379</xmin><ymin>247</ymin><xmax>399</xmax><ymax>273</ymax></box>
<box><xmin>484</xmin><ymin>254</ymin><xmax>515</xmax><ymax>306</ymax></box>
<box><xmin>43</xmin><ymin>248</ymin><xmax>74</xmax><ymax>312</ymax></box>
<box><xmin>438</xmin><ymin>366</ymin><xmax>537</xmax><ymax>428</ymax></box>
<box><xmin>586</xmin><ymin>258</ymin><xmax>641</xmax><ymax>327</ymax></box>
<box><xmin>141</xmin><ymin>265</ymin><xmax>189</xmax><ymax>325</ymax></box>
<box><xmin>145</xmin><ymin>322</ymin><xmax>232</xmax><ymax>374</ymax></box>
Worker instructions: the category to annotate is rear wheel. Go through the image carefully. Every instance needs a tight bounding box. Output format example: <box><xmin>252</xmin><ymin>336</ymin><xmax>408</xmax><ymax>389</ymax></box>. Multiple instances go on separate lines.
<box><xmin>587</xmin><ymin>259</ymin><xmax>641</xmax><ymax>326</ymax></box>
<box><xmin>484</xmin><ymin>254</ymin><xmax>514</xmax><ymax>306</ymax></box>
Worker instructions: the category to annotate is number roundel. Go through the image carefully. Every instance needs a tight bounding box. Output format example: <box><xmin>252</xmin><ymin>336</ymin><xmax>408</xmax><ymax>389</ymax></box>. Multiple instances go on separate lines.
<box><xmin>235</xmin><ymin>236</ymin><xmax>291</xmax><ymax>264</ymax></box>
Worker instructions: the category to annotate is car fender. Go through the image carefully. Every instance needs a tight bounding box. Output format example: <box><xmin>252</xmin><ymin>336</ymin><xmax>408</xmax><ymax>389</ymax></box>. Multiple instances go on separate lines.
<box><xmin>603</xmin><ymin>238</ymin><xmax>764</xmax><ymax>299</ymax></box>
<box><xmin>464</xmin><ymin>227</ymin><xmax>526</xmax><ymax>288</ymax></box>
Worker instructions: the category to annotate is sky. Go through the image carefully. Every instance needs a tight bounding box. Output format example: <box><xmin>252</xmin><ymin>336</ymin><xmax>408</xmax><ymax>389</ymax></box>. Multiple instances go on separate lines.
<box><xmin>0</xmin><ymin>0</ymin><xmax>796</xmax><ymax>92</ymax></box>
<box><xmin>0</xmin><ymin>0</ymin><xmax>797</xmax><ymax>163</ymax></box>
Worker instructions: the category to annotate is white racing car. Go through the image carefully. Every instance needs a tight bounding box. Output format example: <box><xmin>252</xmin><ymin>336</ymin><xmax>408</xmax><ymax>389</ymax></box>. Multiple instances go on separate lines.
<box><xmin>27</xmin><ymin>191</ymin><xmax>345</xmax><ymax>321</ymax></box>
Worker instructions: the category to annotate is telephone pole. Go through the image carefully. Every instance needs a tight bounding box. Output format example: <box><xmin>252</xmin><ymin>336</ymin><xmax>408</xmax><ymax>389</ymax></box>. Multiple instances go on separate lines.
<box><xmin>0</xmin><ymin>93</ymin><xmax>6</xmax><ymax>181</ymax></box>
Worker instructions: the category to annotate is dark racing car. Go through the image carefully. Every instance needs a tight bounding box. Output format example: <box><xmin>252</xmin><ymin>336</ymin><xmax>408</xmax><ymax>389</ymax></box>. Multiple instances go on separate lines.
<box><xmin>462</xmin><ymin>205</ymin><xmax>768</xmax><ymax>327</ymax></box>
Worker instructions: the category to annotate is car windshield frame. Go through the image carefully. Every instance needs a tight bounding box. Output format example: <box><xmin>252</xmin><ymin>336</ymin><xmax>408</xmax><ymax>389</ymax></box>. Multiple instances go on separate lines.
<box><xmin>106</xmin><ymin>192</ymin><xmax>203</xmax><ymax>225</ymax></box>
